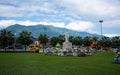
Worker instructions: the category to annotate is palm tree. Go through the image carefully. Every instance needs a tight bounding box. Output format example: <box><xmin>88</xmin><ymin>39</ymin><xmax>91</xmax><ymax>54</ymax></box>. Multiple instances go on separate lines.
<box><xmin>0</xmin><ymin>29</ymin><xmax>14</xmax><ymax>51</ymax></box>
<box><xmin>38</xmin><ymin>34</ymin><xmax>48</xmax><ymax>52</ymax></box>
<box><xmin>74</xmin><ymin>36</ymin><xmax>82</xmax><ymax>46</ymax></box>
<box><xmin>18</xmin><ymin>31</ymin><xmax>33</xmax><ymax>51</ymax></box>
<box><xmin>58</xmin><ymin>35</ymin><xmax>65</xmax><ymax>46</ymax></box>
<box><xmin>50</xmin><ymin>36</ymin><xmax>59</xmax><ymax>47</ymax></box>
<box><xmin>69</xmin><ymin>36</ymin><xmax>74</xmax><ymax>45</ymax></box>
<box><xmin>111</xmin><ymin>36</ymin><xmax>120</xmax><ymax>48</ymax></box>
<box><xmin>91</xmin><ymin>36</ymin><xmax>98</xmax><ymax>48</ymax></box>
<box><xmin>92</xmin><ymin>36</ymin><xmax>98</xmax><ymax>43</ymax></box>
<box><xmin>83</xmin><ymin>36</ymin><xmax>92</xmax><ymax>47</ymax></box>
<box><xmin>99</xmin><ymin>36</ymin><xmax>111</xmax><ymax>48</ymax></box>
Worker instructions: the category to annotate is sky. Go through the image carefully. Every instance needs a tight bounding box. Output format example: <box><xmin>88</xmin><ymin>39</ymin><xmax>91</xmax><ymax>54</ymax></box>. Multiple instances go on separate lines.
<box><xmin>0</xmin><ymin>0</ymin><xmax>120</xmax><ymax>37</ymax></box>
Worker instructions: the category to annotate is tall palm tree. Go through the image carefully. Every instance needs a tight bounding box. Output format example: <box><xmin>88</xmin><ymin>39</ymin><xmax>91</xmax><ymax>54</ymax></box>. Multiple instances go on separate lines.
<box><xmin>83</xmin><ymin>36</ymin><xmax>92</xmax><ymax>47</ymax></box>
<box><xmin>50</xmin><ymin>36</ymin><xmax>59</xmax><ymax>47</ymax></box>
<box><xmin>92</xmin><ymin>36</ymin><xmax>98</xmax><ymax>43</ymax></box>
<box><xmin>69</xmin><ymin>36</ymin><xmax>74</xmax><ymax>45</ymax></box>
<box><xmin>74</xmin><ymin>36</ymin><xmax>82</xmax><ymax>46</ymax></box>
<box><xmin>58</xmin><ymin>35</ymin><xmax>65</xmax><ymax>46</ymax></box>
<box><xmin>99</xmin><ymin>36</ymin><xmax>111</xmax><ymax>47</ymax></box>
<box><xmin>91</xmin><ymin>36</ymin><xmax>98</xmax><ymax>48</ymax></box>
<box><xmin>38</xmin><ymin>34</ymin><xmax>48</xmax><ymax>52</ymax></box>
<box><xmin>111</xmin><ymin>36</ymin><xmax>120</xmax><ymax>48</ymax></box>
<box><xmin>18</xmin><ymin>31</ymin><xmax>33</xmax><ymax>51</ymax></box>
<box><xmin>0</xmin><ymin>29</ymin><xmax>14</xmax><ymax>51</ymax></box>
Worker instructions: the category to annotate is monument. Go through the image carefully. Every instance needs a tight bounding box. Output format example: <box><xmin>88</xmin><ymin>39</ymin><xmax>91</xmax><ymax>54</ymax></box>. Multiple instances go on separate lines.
<box><xmin>62</xmin><ymin>30</ymin><xmax>72</xmax><ymax>51</ymax></box>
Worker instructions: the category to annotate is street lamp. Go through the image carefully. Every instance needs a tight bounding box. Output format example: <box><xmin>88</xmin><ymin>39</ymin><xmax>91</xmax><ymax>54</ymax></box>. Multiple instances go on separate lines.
<box><xmin>99</xmin><ymin>20</ymin><xmax>103</xmax><ymax>39</ymax></box>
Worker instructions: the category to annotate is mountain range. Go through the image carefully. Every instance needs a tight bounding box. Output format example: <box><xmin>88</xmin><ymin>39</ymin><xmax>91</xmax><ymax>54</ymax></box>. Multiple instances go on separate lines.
<box><xmin>4</xmin><ymin>24</ymin><xmax>100</xmax><ymax>38</ymax></box>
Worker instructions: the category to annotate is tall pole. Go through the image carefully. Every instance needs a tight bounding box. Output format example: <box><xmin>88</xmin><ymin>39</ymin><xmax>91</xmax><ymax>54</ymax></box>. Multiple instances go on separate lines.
<box><xmin>99</xmin><ymin>20</ymin><xmax>103</xmax><ymax>39</ymax></box>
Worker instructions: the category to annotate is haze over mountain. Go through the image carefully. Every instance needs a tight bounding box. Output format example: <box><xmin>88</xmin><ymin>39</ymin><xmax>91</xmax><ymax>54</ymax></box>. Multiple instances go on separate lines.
<box><xmin>5</xmin><ymin>24</ymin><xmax>100</xmax><ymax>38</ymax></box>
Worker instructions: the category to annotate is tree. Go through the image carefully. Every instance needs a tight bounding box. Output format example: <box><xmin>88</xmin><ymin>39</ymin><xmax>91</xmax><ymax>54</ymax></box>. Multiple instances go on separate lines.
<box><xmin>0</xmin><ymin>29</ymin><xmax>14</xmax><ymax>51</ymax></box>
<box><xmin>50</xmin><ymin>36</ymin><xmax>59</xmax><ymax>47</ymax></box>
<box><xmin>58</xmin><ymin>35</ymin><xmax>65</xmax><ymax>46</ymax></box>
<box><xmin>111</xmin><ymin>36</ymin><xmax>120</xmax><ymax>48</ymax></box>
<box><xmin>18</xmin><ymin>31</ymin><xmax>33</xmax><ymax>51</ymax></box>
<box><xmin>92</xmin><ymin>36</ymin><xmax>98</xmax><ymax>43</ymax></box>
<box><xmin>74</xmin><ymin>36</ymin><xmax>82</xmax><ymax>46</ymax></box>
<box><xmin>99</xmin><ymin>36</ymin><xmax>111</xmax><ymax>47</ymax></box>
<box><xmin>69</xmin><ymin>36</ymin><xmax>74</xmax><ymax>45</ymax></box>
<box><xmin>91</xmin><ymin>36</ymin><xmax>98</xmax><ymax>48</ymax></box>
<box><xmin>83</xmin><ymin>36</ymin><xmax>92</xmax><ymax>46</ymax></box>
<box><xmin>38</xmin><ymin>34</ymin><xmax>48</xmax><ymax>52</ymax></box>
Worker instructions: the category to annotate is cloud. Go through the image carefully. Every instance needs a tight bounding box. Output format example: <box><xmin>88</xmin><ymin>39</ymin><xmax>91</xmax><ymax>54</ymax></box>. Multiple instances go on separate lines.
<box><xmin>0</xmin><ymin>4</ymin><xmax>23</xmax><ymax>17</ymax></box>
<box><xmin>0</xmin><ymin>0</ymin><xmax>120</xmax><ymax>19</ymax></box>
<box><xmin>0</xmin><ymin>0</ymin><xmax>120</xmax><ymax>35</ymax></box>
<box><xmin>0</xmin><ymin>20</ymin><xmax>65</xmax><ymax>28</ymax></box>
<box><xmin>0</xmin><ymin>0</ymin><xmax>57</xmax><ymax>17</ymax></box>
<box><xmin>0</xmin><ymin>0</ymin><xmax>120</xmax><ymax>21</ymax></box>
<box><xmin>38</xmin><ymin>22</ymin><xmax>65</xmax><ymax>28</ymax></box>
<box><xmin>54</xmin><ymin>0</ymin><xmax>120</xmax><ymax>18</ymax></box>
<box><xmin>66</xmin><ymin>21</ymin><xmax>94</xmax><ymax>32</ymax></box>
<box><xmin>0</xmin><ymin>20</ymin><xmax>16</xmax><ymax>28</ymax></box>
<box><xmin>0</xmin><ymin>20</ymin><xmax>95</xmax><ymax>33</ymax></box>
<box><xmin>103</xmin><ymin>20</ymin><xmax>120</xmax><ymax>28</ymax></box>
<box><xmin>104</xmin><ymin>34</ymin><xmax>120</xmax><ymax>37</ymax></box>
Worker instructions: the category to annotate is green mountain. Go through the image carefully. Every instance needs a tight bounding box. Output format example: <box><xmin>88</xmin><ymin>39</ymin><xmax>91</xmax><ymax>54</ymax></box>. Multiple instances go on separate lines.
<box><xmin>5</xmin><ymin>24</ymin><xmax>100</xmax><ymax>38</ymax></box>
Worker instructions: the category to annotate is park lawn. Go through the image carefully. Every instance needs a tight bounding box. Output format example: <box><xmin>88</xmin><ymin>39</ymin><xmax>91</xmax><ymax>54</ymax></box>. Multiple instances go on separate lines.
<box><xmin>0</xmin><ymin>51</ymin><xmax>120</xmax><ymax>75</ymax></box>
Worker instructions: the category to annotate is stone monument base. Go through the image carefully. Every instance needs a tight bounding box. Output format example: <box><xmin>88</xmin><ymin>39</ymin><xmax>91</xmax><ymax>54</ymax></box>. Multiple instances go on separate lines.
<box><xmin>62</xmin><ymin>41</ymin><xmax>72</xmax><ymax>51</ymax></box>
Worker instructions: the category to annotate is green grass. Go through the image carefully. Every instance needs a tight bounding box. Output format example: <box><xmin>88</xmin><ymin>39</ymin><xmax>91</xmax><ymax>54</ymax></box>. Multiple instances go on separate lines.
<box><xmin>0</xmin><ymin>51</ymin><xmax>120</xmax><ymax>75</ymax></box>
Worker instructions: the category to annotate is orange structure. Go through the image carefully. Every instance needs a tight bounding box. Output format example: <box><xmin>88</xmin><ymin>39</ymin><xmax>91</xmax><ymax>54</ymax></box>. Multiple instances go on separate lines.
<box><xmin>29</xmin><ymin>41</ymin><xmax>42</xmax><ymax>51</ymax></box>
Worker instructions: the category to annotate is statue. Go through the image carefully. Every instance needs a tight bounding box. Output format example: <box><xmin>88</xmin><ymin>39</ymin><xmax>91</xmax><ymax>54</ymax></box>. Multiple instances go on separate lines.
<box><xmin>65</xmin><ymin>30</ymin><xmax>69</xmax><ymax>42</ymax></box>
<box><xmin>63</xmin><ymin>30</ymin><xmax>72</xmax><ymax>51</ymax></box>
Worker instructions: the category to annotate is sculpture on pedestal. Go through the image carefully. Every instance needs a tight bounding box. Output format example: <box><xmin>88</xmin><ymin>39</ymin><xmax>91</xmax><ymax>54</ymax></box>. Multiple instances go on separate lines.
<box><xmin>62</xmin><ymin>30</ymin><xmax>72</xmax><ymax>51</ymax></box>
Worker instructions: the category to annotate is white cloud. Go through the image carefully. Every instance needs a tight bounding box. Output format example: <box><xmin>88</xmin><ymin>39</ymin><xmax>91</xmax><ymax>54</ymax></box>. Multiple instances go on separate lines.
<box><xmin>0</xmin><ymin>0</ymin><xmax>57</xmax><ymax>17</ymax></box>
<box><xmin>104</xmin><ymin>34</ymin><xmax>120</xmax><ymax>37</ymax></box>
<box><xmin>38</xmin><ymin>22</ymin><xmax>65</xmax><ymax>28</ymax></box>
<box><xmin>0</xmin><ymin>20</ymin><xmax>16</xmax><ymax>28</ymax></box>
<box><xmin>0</xmin><ymin>20</ymin><xmax>65</xmax><ymax>28</ymax></box>
<box><xmin>0</xmin><ymin>5</ymin><xmax>23</xmax><ymax>17</ymax></box>
<box><xmin>0</xmin><ymin>20</ymin><xmax>95</xmax><ymax>33</ymax></box>
<box><xmin>0</xmin><ymin>0</ymin><xmax>120</xmax><ymax>19</ymax></box>
<box><xmin>66</xmin><ymin>21</ymin><xmax>94</xmax><ymax>32</ymax></box>
<box><xmin>103</xmin><ymin>20</ymin><xmax>120</xmax><ymax>28</ymax></box>
<box><xmin>0</xmin><ymin>20</ymin><xmax>42</xmax><ymax>28</ymax></box>
<box><xmin>0</xmin><ymin>0</ymin><xmax>120</xmax><ymax>35</ymax></box>
<box><xmin>54</xmin><ymin>0</ymin><xmax>120</xmax><ymax>18</ymax></box>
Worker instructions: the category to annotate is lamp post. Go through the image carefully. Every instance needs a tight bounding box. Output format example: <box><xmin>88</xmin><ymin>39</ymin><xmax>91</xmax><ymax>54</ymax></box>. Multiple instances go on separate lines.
<box><xmin>99</xmin><ymin>20</ymin><xmax>103</xmax><ymax>39</ymax></box>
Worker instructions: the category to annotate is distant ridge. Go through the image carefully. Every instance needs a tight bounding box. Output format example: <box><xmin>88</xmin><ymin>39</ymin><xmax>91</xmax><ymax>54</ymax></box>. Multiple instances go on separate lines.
<box><xmin>5</xmin><ymin>24</ymin><xmax>100</xmax><ymax>38</ymax></box>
